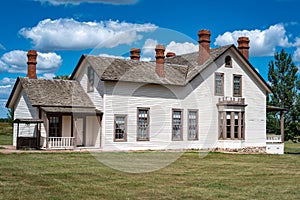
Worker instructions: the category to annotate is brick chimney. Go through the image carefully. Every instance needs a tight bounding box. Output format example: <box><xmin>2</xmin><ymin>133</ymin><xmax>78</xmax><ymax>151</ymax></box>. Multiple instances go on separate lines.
<box><xmin>166</xmin><ymin>52</ymin><xmax>176</xmax><ymax>58</ymax></box>
<box><xmin>155</xmin><ymin>44</ymin><xmax>165</xmax><ymax>78</ymax></box>
<box><xmin>237</xmin><ymin>37</ymin><xmax>250</xmax><ymax>60</ymax></box>
<box><xmin>198</xmin><ymin>30</ymin><xmax>211</xmax><ymax>65</ymax></box>
<box><xmin>130</xmin><ymin>48</ymin><xmax>141</xmax><ymax>61</ymax></box>
<box><xmin>27</xmin><ymin>50</ymin><xmax>37</xmax><ymax>79</ymax></box>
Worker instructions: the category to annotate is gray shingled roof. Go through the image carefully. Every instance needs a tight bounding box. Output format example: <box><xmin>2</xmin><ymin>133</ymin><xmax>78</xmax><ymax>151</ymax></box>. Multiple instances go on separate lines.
<box><xmin>19</xmin><ymin>77</ymin><xmax>94</xmax><ymax>107</ymax></box>
<box><xmin>83</xmin><ymin>45</ymin><xmax>231</xmax><ymax>86</ymax></box>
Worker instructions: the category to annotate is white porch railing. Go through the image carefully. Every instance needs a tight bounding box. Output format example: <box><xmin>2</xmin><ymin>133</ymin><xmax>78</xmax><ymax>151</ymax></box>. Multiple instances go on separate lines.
<box><xmin>48</xmin><ymin>137</ymin><xmax>75</xmax><ymax>149</ymax></box>
<box><xmin>266</xmin><ymin>135</ymin><xmax>282</xmax><ymax>143</ymax></box>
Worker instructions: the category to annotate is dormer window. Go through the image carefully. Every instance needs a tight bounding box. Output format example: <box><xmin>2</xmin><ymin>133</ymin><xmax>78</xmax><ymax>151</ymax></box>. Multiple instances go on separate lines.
<box><xmin>87</xmin><ymin>66</ymin><xmax>94</xmax><ymax>92</ymax></box>
<box><xmin>225</xmin><ymin>56</ymin><xmax>232</xmax><ymax>67</ymax></box>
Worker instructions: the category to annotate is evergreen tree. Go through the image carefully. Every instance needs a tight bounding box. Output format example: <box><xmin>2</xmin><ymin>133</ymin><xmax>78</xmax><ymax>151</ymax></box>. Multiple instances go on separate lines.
<box><xmin>267</xmin><ymin>49</ymin><xmax>299</xmax><ymax>141</ymax></box>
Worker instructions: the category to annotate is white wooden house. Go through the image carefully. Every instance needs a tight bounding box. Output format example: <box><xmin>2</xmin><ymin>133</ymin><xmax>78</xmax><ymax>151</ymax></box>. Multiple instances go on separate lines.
<box><xmin>6</xmin><ymin>30</ymin><xmax>284</xmax><ymax>153</ymax></box>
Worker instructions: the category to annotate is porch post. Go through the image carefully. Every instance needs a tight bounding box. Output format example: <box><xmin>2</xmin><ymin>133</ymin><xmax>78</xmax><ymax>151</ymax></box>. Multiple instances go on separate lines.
<box><xmin>222</xmin><ymin>112</ymin><xmax>226</xmax><ymax>139</ymax></box>
<box><xmin>46</xmin><ymin>116</ymin><xmax>49</xmax><ymax>149</ymax></box>
<box><xmin>238</xmin><ymin>112</ymin><xmax>242</xmax><ymax>140</ymax></box>
<box><xmin>73</xmin><ymin>116</ymin><xmax>77</xmax><ymax>148</ymax></box>
<box><xmin>17</xmin><ymin>122</ymin><xmax>20</xmax><ymax>149</ymax></box>
<box><xmin>280</xmin><ymin>111</ymin><xmax>284</xmax><ymax>143</ymax></box>
<box><xmin>230</xmin><ymin>112</ymin><xmax>234</xmax><ymax>139</ymax></box>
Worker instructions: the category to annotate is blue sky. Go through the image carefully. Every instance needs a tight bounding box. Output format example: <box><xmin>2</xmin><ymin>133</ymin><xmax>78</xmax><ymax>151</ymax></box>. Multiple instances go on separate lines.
<box><xmin>1</xmin><ymin>0</ymin><xmax>300</xmax><ymax>118</ymax></box>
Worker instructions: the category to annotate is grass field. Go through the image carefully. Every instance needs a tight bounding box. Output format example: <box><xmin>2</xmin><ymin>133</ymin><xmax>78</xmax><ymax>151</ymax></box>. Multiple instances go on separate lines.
<box><xmin>0</xmin><ymin>122</ymin><xmax>13</xmax><ymax>145</ymax></box>
<box><xmin>0</xmin><ymin>152</ymin><xmax>299</xmax><ymax>200</ymax></box>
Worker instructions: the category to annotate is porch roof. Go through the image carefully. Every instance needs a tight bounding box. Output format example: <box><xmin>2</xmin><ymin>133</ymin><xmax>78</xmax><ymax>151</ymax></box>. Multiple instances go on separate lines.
<box><xmin>13</xmin><ymin>118</ymin><xmax>44</xmax><ymax>123</ymax></box>
<box><xmin>41</xmin><ymin>106</ymin><xmax>101</xmax><ymax>114</ymax></box>
<box><xmin>266</xmin><ymin>105</ymin><xmax>286</xmax><ymax>112</ymax></box>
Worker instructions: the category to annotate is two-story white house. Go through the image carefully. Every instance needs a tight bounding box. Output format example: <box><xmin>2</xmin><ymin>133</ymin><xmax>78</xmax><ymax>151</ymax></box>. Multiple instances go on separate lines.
<box><xmin>6</xmin><ymin>30</ymin><xmax>284</xmax><ymax>153</ymax></box>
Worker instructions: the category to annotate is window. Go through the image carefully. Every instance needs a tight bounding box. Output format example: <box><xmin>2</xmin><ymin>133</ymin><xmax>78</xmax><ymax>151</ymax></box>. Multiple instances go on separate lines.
<box><xmin>226</xmin><ymin>112</ymin><xmax>231</xmax><ymax>138</ymax></box>
<box><xmin>49</xmin><ymin>116</ymin><xmax>61</xmax><ymax>137</ymax></box>
<box><xmin>215</xmin><ymin>73</ymin><xmax>224</xmax><ymax>96</ymax></box>
<box><xmin>219</xmin><ymin>111</ymin><xmax>245</xmax><ymax>140</ymax></box>
<box><xmin>172</xmin><ymin>109</ymin><xmax>183</xmax><ymax>141</ymax></box>
<box><xmin>114</xmin><ymin>115</ymin><xmax>127</xmax><ymax>142</ymax></box>
<box><xmin>137</xmin><ymin>108</ymin><xmax>150</xmax><ymax>141</ymax></box>
<box><xmin>233</xmin><ymin>75</ymin><xmax>242</xmax><ymax>96</ymax></box>
<box><xmin>188</xmin><ymin>110</ymin><xmax>198</xmax><ymax>140</ymax></box>
<box><xmin>87</xmin><ymin>66</ymin><xmax>94</xmax><ymax>92</ymax></box>
<box><xmin>225</xmin><ymin>56</ymin><xmax>232</xmax><ymax>67</ymax></box>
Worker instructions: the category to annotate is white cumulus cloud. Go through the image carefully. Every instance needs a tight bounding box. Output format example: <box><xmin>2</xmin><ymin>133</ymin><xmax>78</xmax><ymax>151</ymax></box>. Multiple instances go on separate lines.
<box><xmin>0</xmin><ymin>77</ymin><xmax>16</xmax><ymax>99</ymax></box>
<box><xmin>0</xmin><ymin>60</ymin><xmax>8</xmax><ymax>73</ymax></box>
<box><xmin>19</xmin><ymin>18</ymin><xmax>157</xmax><ymax>51</ymax></box>
<box><xmin>35</xmin><ymin>0</ymin><xmax>138</xmax><ymax>5</ymax></box>
<box><xmin>165</xmin><ymin>41</ymin><xmax>198</xmax><ymax>55</ymax></box>
<box><xmin>99</xmin><ymin>54</ymin><xmax>127</xmax><ymax>59</ymax></box>
<box><xmin>141</xmin><ymin>39</ymin><xmax>158</xmax><ymax>61</ymax></box>
<box><xmin>214</xmin><ymin>24</ymin><xmax>292</xmax><ymax>57</ymax></box>
<box><xmin>1</xmin><ymin>50</ymin><xmax>62</xmax><ymax>74</ymax></box>
<box><xmin>293</xmin><ymin>47</ymin><xmax>300</xmax><ymax>62</ymax></box>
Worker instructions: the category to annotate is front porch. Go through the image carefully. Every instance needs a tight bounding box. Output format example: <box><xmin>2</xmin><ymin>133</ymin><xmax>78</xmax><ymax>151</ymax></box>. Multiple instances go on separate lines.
<box><xmin>41</xmin><ymin>136</ymin><xmax>76</xmax><ymax>150</ymax></box>
<box><xmin>39</xmin><ymin>106</ymin><xmax>102</xmax><ymax>150</ymax></box>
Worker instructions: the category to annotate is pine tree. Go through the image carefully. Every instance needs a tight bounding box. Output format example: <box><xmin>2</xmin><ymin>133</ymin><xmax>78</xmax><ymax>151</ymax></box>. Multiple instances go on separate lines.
<box><xmin>267</xmin><ymin>49</ymin><xmax>299</xmax><ymax>141</ymax></box>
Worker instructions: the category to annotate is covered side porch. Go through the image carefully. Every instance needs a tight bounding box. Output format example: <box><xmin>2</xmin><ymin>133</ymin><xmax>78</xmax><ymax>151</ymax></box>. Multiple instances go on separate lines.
<box><xmin>266</xmin><ymin>105</ymin><xmax>285</xmax><ymax>154</ymax></box>
<box><xmin>40</xmin><ymin>107</ymin><xmax>102</xmax><ymax>150</ymax></box>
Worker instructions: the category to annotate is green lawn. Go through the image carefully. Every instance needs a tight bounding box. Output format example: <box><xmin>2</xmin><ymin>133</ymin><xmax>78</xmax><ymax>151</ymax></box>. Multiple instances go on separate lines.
<box><xmin>0</xmin><ymin>122</ymin><xmax>13</xmax><ymax>145</ymax></box>
<box><xmin>285</xmin><ymin>141</ymin><xmax>300</xmax><ymax>154</ymax></box>
<box><xmin>0</xmin><ymin>152</ymin><xmax>299</xmax><ymax>200</ymax></box>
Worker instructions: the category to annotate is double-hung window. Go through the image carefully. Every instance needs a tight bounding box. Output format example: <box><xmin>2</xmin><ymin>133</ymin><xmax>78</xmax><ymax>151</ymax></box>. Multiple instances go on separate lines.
<box><xmin>114</xmin><ymin>115</ymin><xmax>127</xmax><ymax>142</ymax></box>
<box><xmin>137</xmin><ymin>108</ymin><xmax>150</xmax><ymax>141</ymax></box>
<box><xmin>233</xmin><ymin>75</ymin><xmax>242</xmax><ymax>97</ymax></box>
<box><xmin>215</xmin><ymin>73</ymin><xmax>224</xmax><ymax>96</ymax></box>
<box><xmin>172</xmin><ymin>109</ymin><xmax>183</xmax><ymax>141</ymax></box>
<box><xmin>188</xmin><ymin>110</ymin><xmax>198</xmax><ymax>140</ymax></box>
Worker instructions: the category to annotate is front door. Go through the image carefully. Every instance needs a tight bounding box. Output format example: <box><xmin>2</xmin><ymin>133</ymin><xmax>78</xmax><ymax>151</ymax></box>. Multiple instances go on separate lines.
<box><xmin>75</xmin><ymin>118</ymin><xmax>84</xmax><ymax>146</ymax></box>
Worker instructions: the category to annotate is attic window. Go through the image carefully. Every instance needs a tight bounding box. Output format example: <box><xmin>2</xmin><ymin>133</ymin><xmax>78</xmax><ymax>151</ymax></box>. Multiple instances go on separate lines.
<box><xmin>87</xmin><ymin>66</ymin><xmax>94</xmax><ymax>92</ymax></box>
<box><xmin>225</xmin><ymin>56</ymin><xmax>232</xmax><ymax>67</ymax></box>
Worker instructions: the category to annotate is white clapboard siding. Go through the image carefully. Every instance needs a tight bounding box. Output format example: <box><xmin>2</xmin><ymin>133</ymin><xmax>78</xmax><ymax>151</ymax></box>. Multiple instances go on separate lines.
<box><xmin>13</xmin><ymin>90</ymin><xmax>37</xmax><ymax>146</ymax></box>
<box><xmin>76</xmin><ymin>61</ymin><xmax>104</xmax><ymax>111</ymax></box>
<box><xmin>101</xmin><ymin>50</ymin><xmax>268</xmax><ymax>151</ymax></box>
<box><xmin>86</xmin><ymin>116</ymin><xmax>101</xmax><ymax>147</ymax></box>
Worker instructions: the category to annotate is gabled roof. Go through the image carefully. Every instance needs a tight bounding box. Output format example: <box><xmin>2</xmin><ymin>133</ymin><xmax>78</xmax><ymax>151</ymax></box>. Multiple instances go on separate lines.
<box><xmin>6</xmin><ymin>77</ymin><xmax>94</xmax><ymax>108</ymax></box>
<box><xmin>70</xmin><ymin>45</ymin><xmax>231</xmax><ymax>86</ymax></box>
<box><xmin>72</xmin><ymin>44</ymin><xmax>271</xmax><ymax>93</ymax></box>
